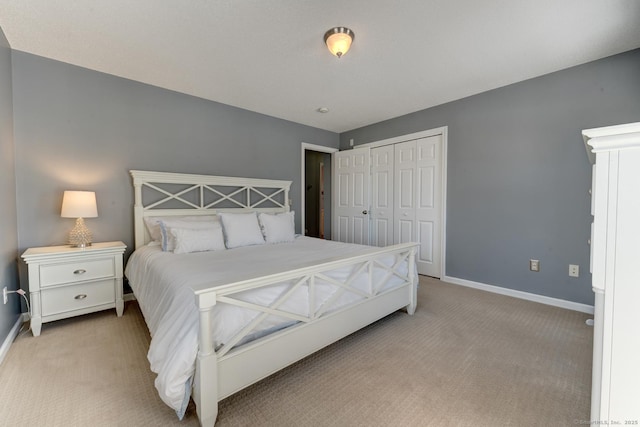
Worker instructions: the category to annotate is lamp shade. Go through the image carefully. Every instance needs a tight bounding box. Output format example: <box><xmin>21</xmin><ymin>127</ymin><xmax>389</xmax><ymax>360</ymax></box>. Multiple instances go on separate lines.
<box><xmin>324</xmin><ymin>27</ymin><xmax>354</xmax><ymax>58</ymax></box>
<box><xmin>61</xmin><ymin>191</ymin><xmax>98</xmax><ymax>218</ymax></box>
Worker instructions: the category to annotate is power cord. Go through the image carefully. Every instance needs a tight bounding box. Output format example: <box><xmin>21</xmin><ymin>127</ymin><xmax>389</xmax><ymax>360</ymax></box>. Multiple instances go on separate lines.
<box><xmin>14</xmin><ymin>289</ymin><xmax>31</xmax><ymax>318</ymax></box>
<box><xmin>6</xmin><ymin>289</ymin><xmax>32</xmax><ymax>335</ymax></box>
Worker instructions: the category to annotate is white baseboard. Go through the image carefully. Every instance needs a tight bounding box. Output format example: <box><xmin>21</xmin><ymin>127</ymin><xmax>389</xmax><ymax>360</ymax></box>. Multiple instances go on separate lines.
<box><xmin>123</xmin><ymin>293</ymin><xmax>137</xmax><ymax>302</ymax></box>
<box><xmin>0</xmin><ymin>315</ymin><xmax>24</xmax><ymax>366</ymax></box>
<box><xmin>441</xmin><ymin>275</ymin><xmax>594</xmax><ymax>315</ymax></box>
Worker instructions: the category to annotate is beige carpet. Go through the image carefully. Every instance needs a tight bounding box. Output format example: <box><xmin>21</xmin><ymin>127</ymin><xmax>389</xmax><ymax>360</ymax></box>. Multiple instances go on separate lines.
<box><xmin>0</xmin><ymin>277</ymin><xmax>592</xmax><ymax>426</ymax></box>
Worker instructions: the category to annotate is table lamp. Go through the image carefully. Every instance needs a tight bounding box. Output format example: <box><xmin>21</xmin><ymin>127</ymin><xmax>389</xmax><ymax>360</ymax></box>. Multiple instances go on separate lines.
<box><xmin>61</xmin><ymin>190</ymin><xmax>98</xmax><ymax>247</ymax></box>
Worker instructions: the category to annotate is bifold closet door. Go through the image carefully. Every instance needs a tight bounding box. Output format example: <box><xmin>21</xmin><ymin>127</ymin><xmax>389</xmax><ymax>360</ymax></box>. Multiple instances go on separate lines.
<box><xmin>394</xmin><ymin>141</ymin><xmax>417</xmax><ymax>245</ymax></box>
<box><xmin>394</xmin><ymin>136</ymin><xmax>442</xmax><ymax>277</ymax></box>
<box><xmin>371</xmin><ymin>145</ymin><xmax>394</xmax><ymax>247</ymax></box>
<box><xmin>332</xmin><ymin>147</ymin><xmax>370</xmax><ymax>245</ymax></box>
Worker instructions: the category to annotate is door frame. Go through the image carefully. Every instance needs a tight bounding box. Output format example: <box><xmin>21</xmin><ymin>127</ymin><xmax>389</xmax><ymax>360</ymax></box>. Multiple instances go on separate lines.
<box><xmin>357</xmin><ymin>126</ymin><xmax>448</xmax><ymax>278</ymax></box>
<box><xmin>300</xmin><ymin>142</ymin><xmax>339</xmax><ymax>237</ymax></box>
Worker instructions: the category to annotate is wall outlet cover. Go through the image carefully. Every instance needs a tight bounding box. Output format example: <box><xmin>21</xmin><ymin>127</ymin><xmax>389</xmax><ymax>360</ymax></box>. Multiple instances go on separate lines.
<box><xmin>529</xmin><ymin>259</ymin><xmax>540</xmax><ymax>272</ymax></box>
<box><xmin>569</xmin><ymin>264</ymin><xmax>580</xmax><ymax>277</ymax></box>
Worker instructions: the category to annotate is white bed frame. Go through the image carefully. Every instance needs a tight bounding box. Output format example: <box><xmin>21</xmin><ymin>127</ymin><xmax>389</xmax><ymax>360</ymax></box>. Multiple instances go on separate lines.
<box><xmin>130</xmin><ymin>170</ymin><xmax>419</xmax><ymax>426</ymax></box>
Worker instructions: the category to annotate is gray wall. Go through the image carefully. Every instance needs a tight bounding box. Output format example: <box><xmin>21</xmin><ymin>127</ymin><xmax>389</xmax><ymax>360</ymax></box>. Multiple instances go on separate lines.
<box><xmin>12</xmin><ymin>52</ymin><xmax>339</xmax><ymax>262</ymax></box>
<box><xmin>341</xmin><ymin>49</ymin><xmax>640</xmax><ymax>306</ymax></box>
<box><xmin>0</xmin><ymin>27</ymin><xmax>20</xmax><ymax>347</ymax></box>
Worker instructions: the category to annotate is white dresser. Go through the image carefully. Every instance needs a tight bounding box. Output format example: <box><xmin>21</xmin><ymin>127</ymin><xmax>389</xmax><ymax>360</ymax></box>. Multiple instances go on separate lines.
<box><xmin>583</xmin><ymin>123</ymin><xmax>640</xmax><ymax>424</ymax></box>
<box><xmin>21</xmin><ymin>241</ymin><xmax>126</xmax><ymax>336</ymax></box>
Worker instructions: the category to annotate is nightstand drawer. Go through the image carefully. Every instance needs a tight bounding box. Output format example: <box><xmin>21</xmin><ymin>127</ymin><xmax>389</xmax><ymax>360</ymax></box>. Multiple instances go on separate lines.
<box><xmin>41</xmin><ymin>280</ymin><xmax>115</xmax><ymax>316</ymax></box>
<box><xmin>40</xmin><ymin>258</ymin><xmax>115</xmax><ymax>287</ymax></box>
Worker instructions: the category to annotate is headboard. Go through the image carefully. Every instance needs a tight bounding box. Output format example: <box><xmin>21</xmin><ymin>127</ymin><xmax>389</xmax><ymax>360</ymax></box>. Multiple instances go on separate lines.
<box><xmin>130</xmin><ymin>170</ymin><xmax>292</xmax><ymax>249</ymax></box>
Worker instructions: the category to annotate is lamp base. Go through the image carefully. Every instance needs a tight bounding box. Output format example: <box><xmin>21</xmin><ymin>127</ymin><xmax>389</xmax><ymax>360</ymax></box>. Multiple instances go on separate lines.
<box><xmin>71</xmin><ymin>242</ymin><xmax>93</xmax><ymax>248</ymax></box>
<box><xmin>68</xmin><ymin>217</ymin><xmax>93</xmax><ymax>248</ymax></box>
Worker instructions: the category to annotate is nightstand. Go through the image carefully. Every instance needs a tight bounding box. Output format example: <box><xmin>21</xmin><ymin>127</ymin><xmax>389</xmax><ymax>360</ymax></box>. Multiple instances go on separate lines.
<box><xmin>21</xmin><ymin>241</ymin><xmax>126</xmax><ymax>337</ymax></box>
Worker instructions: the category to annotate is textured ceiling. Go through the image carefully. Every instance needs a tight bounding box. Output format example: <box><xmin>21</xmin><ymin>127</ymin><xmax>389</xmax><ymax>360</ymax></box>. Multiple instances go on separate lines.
<box><xmin>1</xmin><ymin>0</ymin><xmax>639</xmax><ymax>133</ymax></box>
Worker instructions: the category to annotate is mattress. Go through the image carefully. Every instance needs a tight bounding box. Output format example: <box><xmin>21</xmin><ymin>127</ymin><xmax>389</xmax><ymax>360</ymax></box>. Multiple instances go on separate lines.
<box><xmin>125</xmin><ymin>236</ymin><xmax>409</xmax><ymax>413</ymax></box>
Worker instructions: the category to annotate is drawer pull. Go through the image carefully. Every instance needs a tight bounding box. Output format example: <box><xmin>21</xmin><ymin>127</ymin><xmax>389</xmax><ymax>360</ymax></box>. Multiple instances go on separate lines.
<box><xmin>74</xmin><ymin>294</ymin><xmax>88</xmax><ymax>300</ymax></box>
<box><xmin>73</xmin><ymin>269</ymin><xmax>87</xmax><ymax>275</ymax></box>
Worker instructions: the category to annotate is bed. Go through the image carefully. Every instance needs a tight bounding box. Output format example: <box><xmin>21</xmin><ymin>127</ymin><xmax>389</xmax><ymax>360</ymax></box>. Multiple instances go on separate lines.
<box><xmin>125</xmin><ymin>170</ymin><xmax>419</xmax><ymax>426</ymax></box>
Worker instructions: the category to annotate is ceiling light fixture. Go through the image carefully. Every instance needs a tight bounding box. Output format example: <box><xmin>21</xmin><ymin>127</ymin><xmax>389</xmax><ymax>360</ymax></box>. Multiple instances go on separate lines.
<box><xmin>324</xmin><ymin>27</ymin><xmax>354</xmax><ymax>58</ymax></box>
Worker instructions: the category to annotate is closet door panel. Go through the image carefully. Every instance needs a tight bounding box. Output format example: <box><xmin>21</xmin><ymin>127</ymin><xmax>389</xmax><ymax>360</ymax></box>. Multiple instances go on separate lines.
<box><xmin>332</xmin><ymin>147</ymin><xmax>370</xmax><ymax>244</ymax></box>
<box><xmin>337</xmin><ymin>215</ymin><xmax>349</xmax><ymax>240</ymax></box>
<box><xmin>417</xmin><ymin>138</ymin><xmax>437</xmax><ymax>265</ymax></box>
<box><xmin>353</xmin><ymin>172</ymin><xmax>365</xmax><ymax>208</ymax></box>
<box><xmin>397</xmin><ymin>219</ymin><xmax>414</xmax><ymax>244</ymax></box>
<box><xmin>352</xmin><ymin>216</ymin><xmax>367</xmax><ymax>244</ymax></box>
<box><xmin>399</xmin><ymin>170</ymin><xmax>414</xmax><ymax>207</ymax></box>
<box><xmin>418</xmin><ymin>167</ymin><xmax>435</xmax><ymax>208</ymax></box>
<box><xmin>371</xmin><ymin>146</ymin><xmax>394</xmax><ymax>247</ymax></box>
<box><xmin>373</xmin><ymin>219</ymin><xmax>392</xmax><ymax>246</ymax></box>
<box><xmin>394</xmin><ymin>141</ymin><xmax>417</xmax><ymax>245</ymax></box>
<box><xmin>415</xmin><ymin>136</ymin><xmax>442</xmax><ymax>277</ymax></box>
<box><xmin>418</xmin><ymin>220</ymin><xmax>434</xmax><ymax>263</ymax></box>
<box><xmin>374</xmin><ymin>172</ymin><xmax>391</xmax><ymax>208</ymax></box>
<box><xmin>372</xmin><ymin>167</ymin><xmax>392</xmax><ymax>245</ymax></box>
<box><xmin>337</xmin><ymin>173</ymin><xmax>349</xmax><ymax>207</ymax></box>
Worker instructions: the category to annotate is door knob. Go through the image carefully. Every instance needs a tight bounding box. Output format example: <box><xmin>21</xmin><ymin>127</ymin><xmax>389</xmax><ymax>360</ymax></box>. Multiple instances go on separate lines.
<box><xmin>362</xmin><ymin>210</ymin><xmax>368</xmax><ymax>215</ymax></box>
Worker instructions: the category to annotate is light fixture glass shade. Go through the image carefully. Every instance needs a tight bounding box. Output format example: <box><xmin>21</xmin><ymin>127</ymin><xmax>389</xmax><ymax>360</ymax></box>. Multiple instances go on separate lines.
<box><xmin>324</xmin><ymin>27</ymin><xmax>354</xmax><ymax>58</ymax></box>
<box><xmin>61</xmin><ymin>191</ymin><xmax>98</xmax><ymax>247</ymax></box>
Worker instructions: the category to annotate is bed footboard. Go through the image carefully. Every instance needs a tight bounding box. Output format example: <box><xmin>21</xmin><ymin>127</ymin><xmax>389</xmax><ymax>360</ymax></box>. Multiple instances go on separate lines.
<box><xmin>193</xmin><ymin>242</ymin><xmax>418</xmax><ymax>426</ymax></box>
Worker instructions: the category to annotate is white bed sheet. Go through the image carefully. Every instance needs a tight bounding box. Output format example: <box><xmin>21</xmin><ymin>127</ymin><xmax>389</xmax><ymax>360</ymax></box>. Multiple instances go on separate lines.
<box><xmin>125</xmin><ymin>236</ymin><xmax>409</xmax><ymax>412</ymax></box>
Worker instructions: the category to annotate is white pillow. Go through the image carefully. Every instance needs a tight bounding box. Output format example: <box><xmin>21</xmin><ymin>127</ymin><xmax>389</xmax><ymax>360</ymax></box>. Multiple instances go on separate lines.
<box><xmin>144</xmin><ymin>215</ymin><xmax>219</xmax><ymax>242</ymax></box>
<box><xmin>219</xmin><ymin>213</ymin><xmax>265</xmax><ymax>249</ymax></box>
<box><xmin>160</xmin><ymin>219</ymin><xmax>222</xmax><ymax>252</ymax></box>
<box><xmin>258</xmin><ymin>211</ymin><xmax>295</xmax><ymax>244</ymax></box>
<box><xmin>171</xmin><ymin>226</ymin><xmax>226</xmax><ymax>254</ymax></box>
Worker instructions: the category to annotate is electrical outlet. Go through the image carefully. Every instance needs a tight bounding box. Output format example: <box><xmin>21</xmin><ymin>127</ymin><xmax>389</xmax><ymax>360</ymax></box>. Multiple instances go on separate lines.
<box><xmin>529</xmin><ymin>259</ymin><xmax>540</xmax><ymax>272</ymax></box>
<box><xmin>2</xmin><ymin>286</ymin><xmax>7</xmax><ymax>305</ymax></box>
<box><xmin>569</xmin><ymin>264</ymin><xmax>580</xmax><ymax>277</ymax></box>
